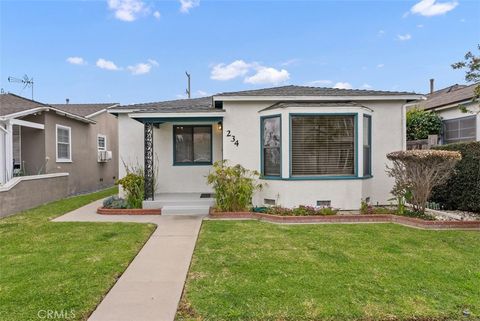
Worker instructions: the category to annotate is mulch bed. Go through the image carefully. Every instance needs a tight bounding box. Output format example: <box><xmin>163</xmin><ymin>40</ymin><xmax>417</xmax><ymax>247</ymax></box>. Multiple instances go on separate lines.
<box><xmin>209</xmin><ymin>209</ymin><xmax>480</xmax><ymax>230</ymax></box>
<box><xmin>97</xmin><ymin>207</ymin><xmax>161</xmax><ymax>215</ymax></box>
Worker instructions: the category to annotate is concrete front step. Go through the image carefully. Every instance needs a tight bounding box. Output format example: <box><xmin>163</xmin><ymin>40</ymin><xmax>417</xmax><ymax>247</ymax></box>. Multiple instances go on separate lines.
<box><xmin>161</xmin><ymin>205</ymin><xmax>210</xmax><ymax>215</ymax></box>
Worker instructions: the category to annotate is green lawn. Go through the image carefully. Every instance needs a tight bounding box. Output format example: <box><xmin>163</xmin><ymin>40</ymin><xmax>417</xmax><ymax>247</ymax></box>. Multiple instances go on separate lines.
<box><xmin>178</xmin><ymin>221</ymin><xmax>480</xmax><ymax>321</ymax></box>
<box><xmin>0</xmin><ymin>187</ymin><xmax>155</xmax><ymax>321</ymax></box>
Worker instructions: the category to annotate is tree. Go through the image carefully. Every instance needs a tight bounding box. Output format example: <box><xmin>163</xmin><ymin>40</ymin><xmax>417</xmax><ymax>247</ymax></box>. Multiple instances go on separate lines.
<box><xmin>386</xmin><ymin>150</ymin><xmax>461</xmax><ymax>214</ymax></box>
<box><xmin>406</xmin><ymin>108</ymin><xmax>442</xmax><ymax>141</ymax></box>
<box><xmin>452</xmin><ymin>44</ymin><xmax>480</xmax><ymax>114</ymax></box>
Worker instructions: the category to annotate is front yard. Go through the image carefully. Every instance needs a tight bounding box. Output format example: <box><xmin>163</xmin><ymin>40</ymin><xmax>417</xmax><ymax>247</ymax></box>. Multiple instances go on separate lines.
<box><xmin>0</xmin><ymin>187</ymin><xmax>155</xmax><ymax>321</ymax></box>
<box><xmin>178</xmin><ymin>221</ymin><xmax>480</xmax><ymax>321</ymax></box>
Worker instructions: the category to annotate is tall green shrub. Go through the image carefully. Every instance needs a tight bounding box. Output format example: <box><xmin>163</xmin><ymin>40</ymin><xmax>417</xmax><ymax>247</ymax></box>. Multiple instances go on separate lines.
<box><xmin>207</xmin><ymin>160</ymin><xmax>263</xmax><ymax>212</ymax></box>
<box><xmin>431</xmin><ymin>142</ymin><xmax>480</xmax><ymax>212</ymax></box>
<box><xmin>406</xmin><ymin>108</ymin><xmax>442</xmax><ymax>140</ymax></box>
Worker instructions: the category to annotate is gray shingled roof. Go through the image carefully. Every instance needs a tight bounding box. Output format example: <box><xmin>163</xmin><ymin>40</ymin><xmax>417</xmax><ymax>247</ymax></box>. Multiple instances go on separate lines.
<box><xmin>117</xmin><ymin>96</ymin><xmax>215</xmax><ymax>113</ymax></box>
<box><xmin>259</xmin><ymin>101</ymin><xmax>365</xmax><ymax>112</ymax></box>
<box><xmin>215</xmin><ymin>85</ymin><xmax>418</xmax><ymax>97</ymax></box>
<box><xmin>52</xmin><ymin>103</ymin><xmax>118</xmax><ymax>117</ymax></box>
<box><xmin>415</xmin><ymin>83</ymin><xmax>478</xmax><ymax>110</ymax></box>
<box><xmin>0</xmin><ymin>93</ymin><xmax>49</xmax><ymax>116</ymax></box>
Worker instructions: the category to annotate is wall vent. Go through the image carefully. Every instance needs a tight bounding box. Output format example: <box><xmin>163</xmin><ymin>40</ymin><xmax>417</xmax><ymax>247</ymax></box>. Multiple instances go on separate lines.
<box><xmin>264</xmin><ymin>198</ymin><xmax>276</xmax><ymax>206</ymax></box>
<box><xmin>316</xmin><ymin>200</ymin><xmax>331</xmax><ymax>208</ymax></box>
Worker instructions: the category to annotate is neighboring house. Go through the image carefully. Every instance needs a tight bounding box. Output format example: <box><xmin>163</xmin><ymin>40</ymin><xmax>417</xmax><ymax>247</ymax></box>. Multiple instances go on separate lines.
<box><xmin>412</xmin><ymin>82</ymin><xmax>480</xmax><ymax>144</ymax></box>
<box><xmin>111</xmin><ymin>85</ymin><xmax>421</xmax><ymax>212</ymax></box>
<box><xmin>0</xmin><ymin>93</ymin><xmax>119</xmax><ymax>194</ymax></box>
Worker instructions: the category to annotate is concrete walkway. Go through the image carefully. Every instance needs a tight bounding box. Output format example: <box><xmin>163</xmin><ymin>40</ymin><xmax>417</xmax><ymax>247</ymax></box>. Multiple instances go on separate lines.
<box><xmin>53</xmin><ymin>199</ymin><xmax>204</xmax><ymax>321</ymax></box>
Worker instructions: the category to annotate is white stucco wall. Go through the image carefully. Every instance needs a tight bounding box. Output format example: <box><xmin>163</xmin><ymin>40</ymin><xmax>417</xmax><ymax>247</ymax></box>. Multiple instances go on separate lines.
<box><xmin>117</xmin><ymin>114</ymin><xmax>222</xmax><ymax>194</ymax></box>
<box><xmin>0</xmin><ymin>126</ymin><xmax>6</xmax><ymax>184</ymax></box>
<box><xmin>221</xmin><ymin>100</ymin><xmax>405</xmax><ymax>209</ymax></box>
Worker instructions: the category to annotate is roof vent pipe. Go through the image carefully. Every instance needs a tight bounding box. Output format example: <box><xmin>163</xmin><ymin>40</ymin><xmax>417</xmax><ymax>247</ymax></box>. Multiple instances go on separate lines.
<box><xmin>66</xmin><ymin>98</ymin><xmax>70</xmax><ymax>104</ymax></box>
<box><xmin>429</xmin><ymin>79</ymin><xmax>434</xmax><ymax>94</ymax></box>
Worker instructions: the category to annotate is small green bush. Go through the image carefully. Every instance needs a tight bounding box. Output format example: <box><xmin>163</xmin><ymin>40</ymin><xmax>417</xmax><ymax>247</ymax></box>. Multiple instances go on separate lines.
<box><xmin>406</xmin><ymin>108</ymin><xmax>442</xmax><ymax>140</ymax></box>
<box><xmin>431</xmin><ymin>142</ymin><xmax>480</xmax><ymax>213</ymax></box>
<box><xmin>103</xmin><ymin>196</ymin><xmax>129</xmax><ymax>209</ymax></box>
<box><xmin>207</xmin><ymin>160</ymin><xmax>263</xmax><ymax>212</ymax></box>
<box><xmin>117</xmin><ymin>171</ymin><xmax>144</xmax><ymax>209</ymax></box>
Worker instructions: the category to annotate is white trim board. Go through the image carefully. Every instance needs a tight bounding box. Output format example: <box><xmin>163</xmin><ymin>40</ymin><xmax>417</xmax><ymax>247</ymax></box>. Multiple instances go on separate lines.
<box><xmin>0</xmin><ymin>173</ymin><xmax>69</xmax><ymax>192</ymax></box>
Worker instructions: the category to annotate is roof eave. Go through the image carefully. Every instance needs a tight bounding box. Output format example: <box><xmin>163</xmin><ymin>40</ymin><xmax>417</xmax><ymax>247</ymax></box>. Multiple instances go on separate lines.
<box><xmin>1</xmin><ymin>106</ymin><xmax>95</xmax><ymax>124</ymax></box>
<box><xmin>213</xmin><ymin>94</ymin><xmax>424</xmax><ymax>101</ymax></box>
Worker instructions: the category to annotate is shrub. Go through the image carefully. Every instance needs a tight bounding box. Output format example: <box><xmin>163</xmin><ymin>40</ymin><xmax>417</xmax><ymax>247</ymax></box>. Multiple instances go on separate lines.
<box><xmin>207</xmin><ymin>160</ymin><xmax>263</xmax><ymax>212</ymax></box>
<box><xmin>386</xmin><ymin>150</ymin><xmax>461</xmax><ymax>213</ymax></box>
<box><xmin>431</xmin><ymin>142</ymin><xmax>480</xmax><ymax>212</ymax></box>
<box><xmin>406</xmin><ymin>108</ymin><xmax>442</xmax><ymax>140</ymax></box>
<box><xmin>116</xmin><ymin>164</ymin><xmax>144</xmax><ymax>209</ymax></box>
<box><xmin>266</xmin><ymin>205</ymin><xmax>337</xmax><ymax>216</ymax></box>
<box><xmin>103</xmin><ymin>196</ymin><xmax>129</xmax><ymax>209</ymax></box>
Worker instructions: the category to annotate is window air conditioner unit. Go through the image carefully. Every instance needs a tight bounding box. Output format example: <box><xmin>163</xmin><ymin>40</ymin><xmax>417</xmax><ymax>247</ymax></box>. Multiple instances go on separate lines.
<box><xmin>98</xmin><ymin>150</ymin><xmax>112</xmax><ymax>162</ymax></box>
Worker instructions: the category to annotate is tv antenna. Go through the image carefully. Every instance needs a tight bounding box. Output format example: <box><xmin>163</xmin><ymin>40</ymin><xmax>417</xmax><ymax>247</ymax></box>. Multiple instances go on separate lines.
<box><xmin>8</xmin><ymin>74</ymin><xmax>34</xmax><ymax>100</ymax></box>
<box><xmin>185</xmin><ymin>71</ymin><xmax>191</xmax><ymax>99</ymax></box>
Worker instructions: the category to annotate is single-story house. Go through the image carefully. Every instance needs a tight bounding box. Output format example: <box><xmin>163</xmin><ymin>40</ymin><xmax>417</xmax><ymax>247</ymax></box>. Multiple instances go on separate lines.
<box><xmin>0</xmin><ymin>93</ymin><xmax>119</xmax><ymax>194</ymax></box>
<box><xmin>110</xmin><ymin>85</ymin><xmax>422</xmax><ymax>213</ymax></box>
<box><xmin>410</xmin><ymin>81</ymin><xmax>480</xmax><ymax>144</ymax></box>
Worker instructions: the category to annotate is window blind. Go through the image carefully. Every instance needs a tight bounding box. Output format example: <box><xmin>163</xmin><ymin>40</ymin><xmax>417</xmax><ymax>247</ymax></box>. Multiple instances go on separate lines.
<box><xmin>291</xmin><ymin>115</ymin><xmax>355</xmax><ymax>176</ymax></box>
<box><xmin>443</xmin><ymin>116</ymin><xmax>476</xmax><ymax>144</ymax></box>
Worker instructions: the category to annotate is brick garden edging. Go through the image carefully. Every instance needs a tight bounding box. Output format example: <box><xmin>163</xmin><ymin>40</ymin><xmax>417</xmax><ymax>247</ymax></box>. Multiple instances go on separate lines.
<box><xmin>97</xmin><ymin>207</ymin><xmax>161</xmax><ymax>215</ymax></box>
<box><xmin>209</xmin><ymin>209</ymin><xmax>480</xmax><ymax>230</ymax></box>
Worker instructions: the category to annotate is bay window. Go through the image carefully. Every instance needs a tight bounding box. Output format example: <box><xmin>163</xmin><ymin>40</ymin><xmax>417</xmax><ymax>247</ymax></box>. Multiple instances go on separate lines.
<box><xmin>291</xmin><ymin>115</ymin><xmax>355</xmax><ymax>176</ymax></box>
<box><xmin>261</xmin><ymin>116</ymin><xmax>281</xmax><ymax>177</ymax></box>
<box><xmin>363</xmin><ymin>115</ymin><xmax>372</xmax><ymax>176</ymax></box>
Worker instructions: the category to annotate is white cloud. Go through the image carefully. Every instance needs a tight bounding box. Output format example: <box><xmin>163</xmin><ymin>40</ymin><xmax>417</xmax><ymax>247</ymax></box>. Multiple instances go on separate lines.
<box><xmin>66</xmin><ymin>57</ymin><xmax>86</xmax><ymax>65</ymax></box>
<box><xmin>333</xmin><ymin>82</ymin><xmax>352</xmax><ymax>89</ymax></box>
<box><xmin>377</xmin><ymin>30</ymin><xmax>386</xmax><ymax>36</ymax></box>
<box><xmin>127</xmin><ymin>59</ymin><xmax>159</xmax><ymax>75</ymax></box>
<box><xmin>196</xmin><ymin>90</ymin><xmax>209</xmax><ymax>97</ymax></box>
<box><xmin>460</xmin><ymin>18</ymin><xmax>466</xmax><ymax>22</ymax></box>
<box><xmin>377</xmin><ymin>63</ymin><xmax>385</xmax><ymax>68</ymax></box>
<box><xmin>96</xmin><ymin>58</ymin><xmax>120</xmax><ymax>71</ymax></box>
<box><xmin>362</xmin><ymin>83</ymin><xmax>373</xmax><ymax>89</ymax></box>
<box><xmin>179</xmin><ymin>0</ymin><xmax>200</xmax><ymax>13</ymax></box>
<box><xmin>410</xmin><ymin>0</ymin><xmax>458</xmax><ymax>17</ymax></box>
<box><xmin>397</xmin><ymin>34</ymin><xmax>412</xmax><ymax>41</ymax></box>
<box><xmin>417</xmin><ymin>24</ymin><xmax>424</xmax><ymax>28</ymax></box>
<box><xmin>153</xmin><ymin>11</ymin><xmax>161</xmax><ymax>19</ymax></box>
<box><xmin>127</xmin><ymin>63</ymin><xmax>151</xmax><ymax>75</ymax></box>
<box><xmin>281</xmin><ymin>58</ymin><xmax>300</xmax><ymax>66</ymax></box>
<box><xmin>210</xmin><ymin>60</ymin><xmax>252</xmax><ymax>81</ymax></box>
<box><xmin>107</xmin><ymin>0</ymin><xmax>149</xmax><ymax>22</ymax></box>
<box><xmin>307</xmin><ymin>80</ymin><xmax>333</xmax><ymax>86</ymax></box>
<box><xmin>244</xmin><ymin>67</ymin><xmax>290</xmax><ymax>85</ymax></box>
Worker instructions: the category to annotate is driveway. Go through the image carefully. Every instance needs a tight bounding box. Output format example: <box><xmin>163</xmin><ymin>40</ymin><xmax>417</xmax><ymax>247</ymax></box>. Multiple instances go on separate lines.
<box><xmin>53</xmin><ymin>199</ymin><xmax>203</xmax><ymax>321</ymax></box>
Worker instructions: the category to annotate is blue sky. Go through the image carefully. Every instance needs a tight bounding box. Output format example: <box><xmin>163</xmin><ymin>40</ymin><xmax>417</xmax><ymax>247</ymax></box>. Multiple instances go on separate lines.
<box><xmin>1</xmin><ymin>0</ymin><xmax>479</xmax><ymax>104</ymax></box>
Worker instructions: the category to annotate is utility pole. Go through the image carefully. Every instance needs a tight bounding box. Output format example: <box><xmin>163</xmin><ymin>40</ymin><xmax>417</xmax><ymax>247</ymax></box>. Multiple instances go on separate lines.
<box><xmin>185</xmin><ymin>71</ymin><xmax>191</xmax><ymax>99</ymax></box>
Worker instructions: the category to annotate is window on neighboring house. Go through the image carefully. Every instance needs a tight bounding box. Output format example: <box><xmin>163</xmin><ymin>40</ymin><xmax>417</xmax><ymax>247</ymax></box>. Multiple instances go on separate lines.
<box><xmin>363</xmin><ymin>115</ymin><xmax>372</xmax><ymax>176</ymax></box>
<box><xmin>261</xmin><ymin>116</ymin><xmax>281</xmax><ymax>177</ymax></box>
<box><xmin>174</xmin><ymin>125</ymin><xmax>212</xmax><ymax>165</ymax></box>
<box><xmin>97</xmin><ymin>135</ymin><xmax>107</xmax><ymax>151</ymax></box>
<box><xmin>56</xmin><ymin>125</ymin><xmax>72</xmax><ymax>162</ymax></box>
<box><xmin>443</xmin><ymin>116</ymin><xmax>477</xmax><ymax>144</ymax></box>
<box><xmin>291</xmin><ymin>115</ymin><xmax>355</xmax><ymax>176</ymax></box>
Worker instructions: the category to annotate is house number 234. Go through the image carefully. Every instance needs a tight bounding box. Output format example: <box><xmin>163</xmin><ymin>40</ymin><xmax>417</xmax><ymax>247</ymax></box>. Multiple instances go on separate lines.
<box><xmin>226</xmin><ymin>130</ymin><xmax>239</xmax><ymax>147</ymax></box>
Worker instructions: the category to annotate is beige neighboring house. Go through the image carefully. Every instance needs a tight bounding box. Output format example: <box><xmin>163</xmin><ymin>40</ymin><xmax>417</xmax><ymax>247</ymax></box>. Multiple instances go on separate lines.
<box><xmin>0</xmin><ymin>93</ymin><xmax>119</xmax><ymax>194</ymax></box>
<box><xmin>411</xmin><ymin>81</ymin><xmax>480</xmax><ymax>144</ymax></box>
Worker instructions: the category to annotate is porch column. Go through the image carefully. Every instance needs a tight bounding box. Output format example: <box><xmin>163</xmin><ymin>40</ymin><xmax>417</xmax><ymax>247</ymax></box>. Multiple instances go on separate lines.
<box><xmin>4</xmin><ymin>121</ymin><xmax>13</xmax><ymax>183</ymax></box>
<box><xmin>144</xmin><ymin>122</ymin><xmax>155</xmax><ymax>201</ymax></box>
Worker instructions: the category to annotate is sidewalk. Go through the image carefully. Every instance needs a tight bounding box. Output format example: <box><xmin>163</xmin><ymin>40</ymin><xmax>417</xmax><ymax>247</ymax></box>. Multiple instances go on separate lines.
<box><xmin>53</xmin><ymin>199</ymin><xmax>203</xmax><ymax>321</ymax></box>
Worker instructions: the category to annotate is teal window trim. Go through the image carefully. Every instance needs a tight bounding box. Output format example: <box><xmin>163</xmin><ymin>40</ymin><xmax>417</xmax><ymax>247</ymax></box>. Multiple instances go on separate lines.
<box><xmin>173</xmin><ymin>124</ymin><xmax>213</xmax><ymax>166</ymax></box>
<box><xmin>363</xmin><ymin>114</ymin><xmax>372</xmax><ymax>177</ymax></box>
<box><xmin>260</xmin><ymin>114</ymin><xmax>282</xmax><ymax>178</ymax></box>
<box><xmin>288</xmin><ymin>112</ymin><xmax>359</xmax><ymax>180</ymax></box>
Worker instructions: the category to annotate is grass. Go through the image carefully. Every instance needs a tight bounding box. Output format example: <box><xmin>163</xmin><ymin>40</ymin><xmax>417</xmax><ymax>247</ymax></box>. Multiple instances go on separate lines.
<box><xmin>0</xmin><ymin>187</ymin><xmax>155</xmax><ymax>321</ymax></box>
<box><xmin>177</xmin><ymin>221</ymin><xmax>480</xmax><ymax>321</ymax></box>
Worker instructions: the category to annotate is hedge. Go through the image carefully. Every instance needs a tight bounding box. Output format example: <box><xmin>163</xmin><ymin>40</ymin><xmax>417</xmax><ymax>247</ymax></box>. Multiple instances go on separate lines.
<box><xmin>430</xmin><ymin>142</ymin><xmax>480</xmax><ymax>213</ymax></box>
